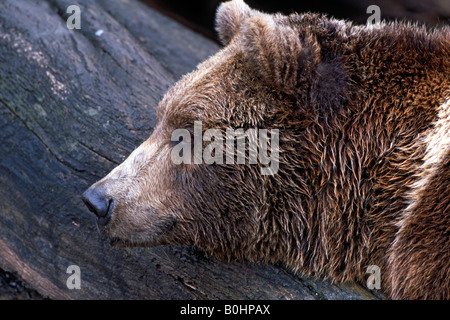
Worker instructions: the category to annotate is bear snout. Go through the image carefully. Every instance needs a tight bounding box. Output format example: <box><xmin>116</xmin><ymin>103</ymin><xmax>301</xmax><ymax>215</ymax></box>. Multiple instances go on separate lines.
<box><xmin>82</xmin><ymin>186</ymin><xmax>114</xmax><ymax>227</ymax></box>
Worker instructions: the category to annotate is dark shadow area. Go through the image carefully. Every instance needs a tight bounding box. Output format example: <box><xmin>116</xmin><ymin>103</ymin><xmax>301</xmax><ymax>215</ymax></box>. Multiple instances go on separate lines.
<box><xmin>142</xmin><ymin>0</ymin><xmax>450</xmax><ymax>42</ymax></box>
<box><xmin>0</xmin><ymin>270</ymin><xmax>43</xmax><ymax>300</ymax></box>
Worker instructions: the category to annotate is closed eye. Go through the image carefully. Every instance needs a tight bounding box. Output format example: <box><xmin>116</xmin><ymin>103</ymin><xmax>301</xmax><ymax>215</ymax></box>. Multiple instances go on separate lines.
<box><xmin>169</xmin><ymin>129</ymin><xmax>193</xmax><ymax>147</ymax></box>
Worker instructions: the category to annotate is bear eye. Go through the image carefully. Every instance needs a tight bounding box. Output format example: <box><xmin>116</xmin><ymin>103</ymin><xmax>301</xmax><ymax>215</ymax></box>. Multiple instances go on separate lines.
<box><xmin>169</xmin><ymin>130</ymin><xmax>193</xmax><ymax>147</ymax></box>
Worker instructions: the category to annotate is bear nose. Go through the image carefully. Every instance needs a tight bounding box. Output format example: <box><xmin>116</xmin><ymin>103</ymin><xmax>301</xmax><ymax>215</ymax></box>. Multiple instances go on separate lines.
<box><xmin>82</xmin><ymin>187</ymin><xmax>114</xmax><ymax>221</ymax></box>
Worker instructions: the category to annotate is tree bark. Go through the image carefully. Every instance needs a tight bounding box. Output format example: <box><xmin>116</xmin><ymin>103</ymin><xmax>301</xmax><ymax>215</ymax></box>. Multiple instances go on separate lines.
<box><xmin>0</xmin><ymin>0</ymin><xmax>382</xmax><ymax>299</ymax></box>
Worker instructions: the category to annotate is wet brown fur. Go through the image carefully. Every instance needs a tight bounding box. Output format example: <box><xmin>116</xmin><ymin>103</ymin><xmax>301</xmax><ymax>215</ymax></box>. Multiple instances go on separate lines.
<box><xmin>87</xmin><ymin>0</ymin><xmax>450</xmax><ymax>299</ymax></box>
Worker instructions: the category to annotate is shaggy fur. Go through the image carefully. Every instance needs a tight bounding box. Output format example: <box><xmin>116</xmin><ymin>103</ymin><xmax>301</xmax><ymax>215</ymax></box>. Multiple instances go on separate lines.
<box><xmin>83</xmin><ymin>0</ymin><xmax>450</xmax><ymax>299</ymax></box>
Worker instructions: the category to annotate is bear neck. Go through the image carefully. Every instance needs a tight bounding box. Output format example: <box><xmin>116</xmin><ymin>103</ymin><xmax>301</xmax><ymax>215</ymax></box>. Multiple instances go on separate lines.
<box><xmin>252</xmin><ymin>18</ymin><xmax>449</xmax><ymax>282</ymax></box>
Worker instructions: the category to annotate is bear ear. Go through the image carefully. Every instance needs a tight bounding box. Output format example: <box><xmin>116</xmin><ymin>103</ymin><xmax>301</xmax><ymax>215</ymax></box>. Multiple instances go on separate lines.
<box><xmin>215</xmin><ymin>0</ymin><xmax>258</xmax><ymax>46</ymax></box>
<box><xmin>241</xmin><ymin>14</ymin><xmax>317</xmax><ymax>95</ymax></box>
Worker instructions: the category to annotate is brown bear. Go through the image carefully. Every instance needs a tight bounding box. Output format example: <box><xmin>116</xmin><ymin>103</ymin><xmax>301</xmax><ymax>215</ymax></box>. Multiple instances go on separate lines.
<box><xmin>82</xmin><ymin>0</ymin><xmax>450</xmax><ymax>299</ymax></box>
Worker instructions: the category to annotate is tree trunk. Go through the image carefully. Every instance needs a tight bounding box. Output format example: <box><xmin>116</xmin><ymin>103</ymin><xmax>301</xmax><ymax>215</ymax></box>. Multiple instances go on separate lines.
<box><xmin>0</xmin><ymin>0</ymin><xmax>382</xmax><ymax>300</ymax></box>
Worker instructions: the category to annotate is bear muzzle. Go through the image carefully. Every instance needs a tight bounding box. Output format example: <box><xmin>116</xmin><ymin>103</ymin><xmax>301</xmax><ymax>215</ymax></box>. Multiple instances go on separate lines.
<box><xmin>82</xmin><ymin>186</ymin><xmax>114</xmax><ymax>228</ymax></box>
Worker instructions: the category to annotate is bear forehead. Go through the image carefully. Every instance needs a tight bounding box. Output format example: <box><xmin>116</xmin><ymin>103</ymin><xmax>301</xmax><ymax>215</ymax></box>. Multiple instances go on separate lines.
<box><xmin>156</xmin><ymin>50</ymin><xmax>233</xmax><ymax>126</ymax></box>
<box><xmin>155</xmin><ymin>46</ymin><xmax>267</xmax><ymax>132</ymax></box>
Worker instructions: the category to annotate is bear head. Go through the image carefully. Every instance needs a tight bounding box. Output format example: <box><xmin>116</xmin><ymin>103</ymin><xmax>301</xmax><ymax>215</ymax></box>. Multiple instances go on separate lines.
<box><xmin>82</xmin><ymin>0</ymin><xmax>330</xmax><ymax>263</ymax></box>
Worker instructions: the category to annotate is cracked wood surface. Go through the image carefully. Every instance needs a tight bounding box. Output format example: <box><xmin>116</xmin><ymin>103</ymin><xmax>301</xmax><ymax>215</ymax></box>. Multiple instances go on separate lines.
<box><xmin>0</xmin><ymin>0</ymin><xmax>382</xmax><ymax>299</ymax></box>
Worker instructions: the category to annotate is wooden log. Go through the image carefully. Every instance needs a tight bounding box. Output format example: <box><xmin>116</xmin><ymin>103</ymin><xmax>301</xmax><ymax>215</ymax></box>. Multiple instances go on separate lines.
<box><xmin>0</xmin><ymin>0</ymin><xmax>382</xmax><ymax>299</ymax></box>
